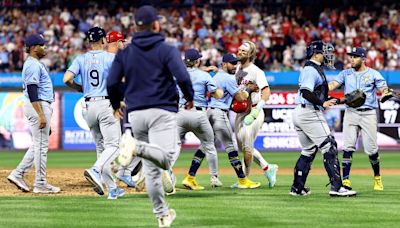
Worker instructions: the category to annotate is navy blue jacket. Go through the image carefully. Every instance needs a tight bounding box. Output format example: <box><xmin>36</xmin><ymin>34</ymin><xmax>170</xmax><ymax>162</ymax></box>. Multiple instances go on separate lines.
<box><xmin>107</xmin><ymin>32</ymin><xmax>193</xmax><ymax>113</ymax></box>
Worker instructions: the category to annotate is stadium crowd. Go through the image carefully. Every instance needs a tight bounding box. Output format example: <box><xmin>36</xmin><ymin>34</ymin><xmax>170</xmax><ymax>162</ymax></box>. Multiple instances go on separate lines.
<box><xmin>0</xmin><ymin>0</ymin><xmax>399</xmax><ymax>72</ymax></box>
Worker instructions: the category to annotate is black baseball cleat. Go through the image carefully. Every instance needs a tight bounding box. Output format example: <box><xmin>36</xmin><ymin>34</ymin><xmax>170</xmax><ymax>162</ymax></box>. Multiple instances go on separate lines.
<box><xmin>289</xmin><ymin>186</ymin><xmax>311</xmax><ymax>196</ymax></box>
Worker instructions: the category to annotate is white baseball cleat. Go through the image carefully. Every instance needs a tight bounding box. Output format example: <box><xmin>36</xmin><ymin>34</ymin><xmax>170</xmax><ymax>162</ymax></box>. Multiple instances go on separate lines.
<box><xmin>210</xmin><ymin>176</ymin><xmax>223</xmax><ymax>188</ymax></box>
<box><xmin>118</xmin><ymin>132</ymin><xmax>138</xmax><ymax>167</ymax></box>
<box><xmin>329</xmin><ymin>187</ymin><xmax>357</xmax><ymax>197</ymax></box>
<box><xmin>7</xmin><ymin>173</ymin><xmax>30</xmax><ymax>192</ymax></box>
<box><xmin>33</xmin><ymin>184</ymin><xmax>61</xmax><ymax>194</ymax></box>
<box><xmin>162</xmin><ymin>170</ymin><xmax>175</xmax><ymax>195</ymax></box>
<box><xmin>158</xmin><ymin>209</ymin><xmax>176</xmax><ymax>228</ymax></box>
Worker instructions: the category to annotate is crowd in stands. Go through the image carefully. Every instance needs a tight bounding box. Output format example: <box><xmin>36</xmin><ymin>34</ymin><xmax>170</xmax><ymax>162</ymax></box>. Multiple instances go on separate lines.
<box><xmin>0</xmin><ymin>1</ymin><xmax>399</xmax><ymax>72</ymax></box>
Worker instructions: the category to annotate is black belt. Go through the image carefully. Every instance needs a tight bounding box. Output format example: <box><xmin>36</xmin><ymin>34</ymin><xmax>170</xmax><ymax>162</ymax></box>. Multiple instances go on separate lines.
<box><xmin>356</xmin><ymin>108</ymin><xmax>373</xmax><ymax>112</ymax></box>
<box><xmin>38</xmin><ymin>99</ymin><xmax>51</xmax><ymax>104</ymax></box>
<box><xmin>301</xmin><ymin>104</ymin><xmax>319</xmax><ymax>110</ymax></box>
<box><xmin>210</xmin><ymin>107</ymin><xmax>228</xmax><ymax>112</ymax></box>
<box><xmin>85</xmin><ymin>96</ymin><xmax>109</xmax><ymax>102</ymax></box>
<box><xmin>195</xmin><ymin>106</ymin><xmax>207</xmax><ymax>111</ymax></box>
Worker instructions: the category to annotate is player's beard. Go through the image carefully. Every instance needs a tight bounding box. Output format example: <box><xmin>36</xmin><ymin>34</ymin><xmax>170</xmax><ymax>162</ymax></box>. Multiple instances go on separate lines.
<box><xmin>352</xmin><ymin>60</ymin><xmax>362</xmax><ymax>71</ymax></box>
<box><xmin>238</xmin><ymin>55</ymin><xmax>249</xmax><ymax>65</ymax></box>
<box><xmin>227</xmin><ymin>66</ymin><xmax>236</xmax><ymax>74</ymax></box>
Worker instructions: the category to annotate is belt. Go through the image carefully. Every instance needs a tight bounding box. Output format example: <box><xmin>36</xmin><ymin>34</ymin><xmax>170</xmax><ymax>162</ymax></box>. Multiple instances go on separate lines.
<box><xmin>356</xmin><ymin>108</ymin><xmax>373</xmax><ymax>112</ymax></box>
<box><xmin>209</xmin><ymin>107</ymin><xmax>228</xmax><ymax>112</ymax></box>
<box><xmin>85</xmin><ymin>96</ymin><xmax>109</xmax><ymax>102</ymax></box>
<box><xmin>194</xmin><ymin>106</ymin><xmax>207</xmax><ymax>111</ymax></box>
<box><xmin>300</xmin><ymin>104</ymin><xmax>319</xmax><ymax>110</ymax></box>
<box><xmin>38</xmin><ymin>99</ymin><xmax>51</xmax><ymax>104</ymax></box>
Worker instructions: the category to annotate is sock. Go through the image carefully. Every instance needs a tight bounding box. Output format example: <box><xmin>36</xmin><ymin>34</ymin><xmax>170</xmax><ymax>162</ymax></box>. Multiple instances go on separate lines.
<box><xmin>369</xmin><ymin>152</ymin><xmax>380</xmax><ymax>176</ymax></box>
<box><xmin>228</xmin><ymin>151</ymin><xmax>246</xmax><ymax>178</ymax></box>
<box><xmin>188</xmin><ymin>149</ymin><xmax>206</xmax><ymax>177</ymax></box>
<box><xmin>342</xmin><ymin>150</ymin><xmax>353</xmax><ymax>180</ymax></box>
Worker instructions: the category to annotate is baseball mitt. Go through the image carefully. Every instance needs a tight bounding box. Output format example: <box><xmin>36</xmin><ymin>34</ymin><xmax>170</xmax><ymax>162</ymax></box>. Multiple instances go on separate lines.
<box><xmin>380</xmin><ymin>88</ymin><xmax>396</xmax><ymax>103</ymax></box>
<box><xmin>345</xmin><ymin>89</ymin><xmax>366</xmax><ymax>108</ymax></box>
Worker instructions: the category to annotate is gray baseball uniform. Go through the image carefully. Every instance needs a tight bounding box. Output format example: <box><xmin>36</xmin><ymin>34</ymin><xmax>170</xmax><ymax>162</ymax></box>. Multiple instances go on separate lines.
<box><xmin>67</xmin><ymin>50</ymin><xmax>120</xmax><ymax>192</ymax></box>
<box><xmin>173</xmin><ymin>67</ymin><xmax>219</xmax><ymax>177</ymax></box>
<box><xmin>10</xmin><ymin>56</ymin><xmax>55</xmax><ymax>190</ymax></box>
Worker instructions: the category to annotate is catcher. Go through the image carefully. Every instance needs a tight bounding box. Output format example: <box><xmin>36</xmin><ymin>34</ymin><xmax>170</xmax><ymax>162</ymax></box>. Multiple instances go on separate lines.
<box><xmin>329</xmin><ymin>47</ymin><xmax>392</xmax><ymax>191</ymax></box>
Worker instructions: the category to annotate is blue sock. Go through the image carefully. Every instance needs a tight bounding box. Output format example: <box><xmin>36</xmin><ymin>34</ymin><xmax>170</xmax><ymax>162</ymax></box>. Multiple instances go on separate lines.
<box><xmin>342</xmin><ymin>151</ymin><xmax>353</xmax><ymax>179</ymax></box>
<box><xmin>228</xmin><ymin>151</ymin><xmax>245</xmax><ymax>178</ymax></box>
<box><xmin>188</xmin><ymin>149</ymin><xmax>205</xmax><ymax>176</ymax></box>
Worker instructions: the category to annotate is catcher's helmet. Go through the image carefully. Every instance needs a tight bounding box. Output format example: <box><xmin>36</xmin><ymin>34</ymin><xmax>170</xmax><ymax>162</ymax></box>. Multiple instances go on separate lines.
<box><xmin>231</xmin><ymin>100</ymin><xmax>249</xmax><ymax>113</ymax></box>
<box><xmin>86</xmin><ymin>27</ymin><xmax>106</xmax><ymax>42</ymax></box>
<box><xmin>306</xmin><ymin>40</ymin><xmax>335</xmax><ymax>69</ymax></box>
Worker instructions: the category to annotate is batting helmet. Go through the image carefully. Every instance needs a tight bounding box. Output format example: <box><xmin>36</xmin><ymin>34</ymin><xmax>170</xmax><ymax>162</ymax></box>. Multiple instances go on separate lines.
<box><xmin>306</xmin><ymin>40</ymin><xmax>335</xmax><ymax>69</ymax></box>
<box><xmin>86</xmin><ymin>27</ymin><xmax>106</xmax><ymax>42</ymax></box>
<box><xmin>231</xmin><ymin>100</ymin><xmax>249</xmax><ymax>113</ymax></box>
<box><xmin>106</xmin><ymin>31</ymin><xmax>126</xmax><ymax>43</ymax></box>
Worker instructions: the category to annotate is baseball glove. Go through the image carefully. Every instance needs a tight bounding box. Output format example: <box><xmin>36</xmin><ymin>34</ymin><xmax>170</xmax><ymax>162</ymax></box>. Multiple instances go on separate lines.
<box><xmin>380</xmin><ymin>88</ymin><xmax>396</xmax><ymax>103</ymax></box>
<box><xmin>345</xmin><ymin>89</ymin><xmax>366</xmax><ymax>108</ymax></box>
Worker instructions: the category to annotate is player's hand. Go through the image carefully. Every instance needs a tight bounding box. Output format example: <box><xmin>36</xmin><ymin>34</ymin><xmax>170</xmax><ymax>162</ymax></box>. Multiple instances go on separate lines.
<box><xmin>113</xmin><ymin>101</ymin><xmax>126</xmax><ymax>119</ymax></box>
<box><xmin>38</xmin><ymin>114</ymin><xmax>47</xmax><ymax>129</ymax></box>
<box><xmin>247</xmin><ymin>82</ymin><xmax>259</xmax><ymax>93</ymax></box>
<box><xmin>323</xmin><ymin>99</ymin><xmax>337</xmax><ymax>108</ymax></box>
<box><xmin>184</xmin><ymin>101</ymin><xmax>194</xmax><ymax>110</ymax></box>
<box><xmin>202</xmin><ymin>66</ymin><xmax>219</xmax><ymax>73</ymax></box>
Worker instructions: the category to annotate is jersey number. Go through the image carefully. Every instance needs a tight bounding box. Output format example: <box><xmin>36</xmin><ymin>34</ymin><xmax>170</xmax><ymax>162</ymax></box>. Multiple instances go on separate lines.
<box><xmin>90</xmin><ymin>70</ymin><xmax>100</xmax><ymax>87</ymax></box>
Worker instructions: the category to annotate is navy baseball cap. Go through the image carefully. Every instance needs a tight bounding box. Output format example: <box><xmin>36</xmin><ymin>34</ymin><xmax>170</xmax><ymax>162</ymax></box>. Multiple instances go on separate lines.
<box><xmin>222</xmin><ymin>53</ymin><xmax>238</xmax><ymax>64</ymax></box>
<box><xmin>185</xmin><ymin>48</ymin><xmax>202</xmax><ymax>61</ymax></box>
<box><xmin>86</xmin><ymin>27</ymin><xmax>106</xmax><ymax>42</ymax></box>
<box><xmin>25</xmin><ymin>34</ymin><xmax>48</xmax><ymax>47</ymax></box>
<box><xmin>347</xmin><ymin>47</ymin><xmax>366</xmax><ymax>58</ymax></box>
<box><xmin>135</xmin><ymin>5</ymin><xmax>162</xmax><ymax>26</ymax></box>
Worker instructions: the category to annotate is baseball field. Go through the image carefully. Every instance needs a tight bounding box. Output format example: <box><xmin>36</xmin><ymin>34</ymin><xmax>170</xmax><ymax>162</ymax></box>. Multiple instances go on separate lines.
<box><xmin>0</xmin><ymin>150</ymin><xmax>399</xmax><ymax>227</ymax></box>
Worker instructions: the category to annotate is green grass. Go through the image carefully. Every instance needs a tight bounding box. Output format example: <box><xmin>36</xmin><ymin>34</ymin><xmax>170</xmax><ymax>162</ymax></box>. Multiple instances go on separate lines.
<box><xmin>0</xmin><ymin>151</ymin><xmax>400</xmax><ymax>227</ymax></box>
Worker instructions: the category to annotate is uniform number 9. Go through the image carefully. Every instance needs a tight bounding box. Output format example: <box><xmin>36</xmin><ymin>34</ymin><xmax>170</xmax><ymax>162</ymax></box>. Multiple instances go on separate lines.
<box><xmin>90</xmin><ymin>70</ymin><xmax>100</xmax><ymax>87</ymax></box>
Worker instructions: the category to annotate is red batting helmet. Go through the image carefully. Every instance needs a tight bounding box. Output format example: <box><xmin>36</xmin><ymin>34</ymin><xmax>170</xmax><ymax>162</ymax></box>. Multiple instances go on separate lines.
<box><xmin>106</xmin><ymin>31</ymin><xmax>126</xmax><ymax>43</ymax></box>
<box><xmin>231</xmin><ymin>100</ymin><xmax>249</xmax><ymax>113</ymax></box>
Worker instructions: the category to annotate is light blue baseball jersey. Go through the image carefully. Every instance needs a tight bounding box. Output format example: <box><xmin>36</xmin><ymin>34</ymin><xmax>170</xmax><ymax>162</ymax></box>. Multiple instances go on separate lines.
<box><xmin>178</xmin><ymin>68</ymin><xmax>218</xmax><ymax>107</ymax></box>
<box><xmin>295</xmin><ymin>64</ymin><xmax>324</xmax><ymax>109</ymax></box>
<box><xmin>22</xmin><ymin>56</ymin><xmax>54</xmax><ymax>102</ymax></box>
<box><xmin>334</xmin><ymin>67</ymin><xmax>387</xmax><ymax>109</ymax></box>
<box><xmin>209</xmin><ymin>70</ymin><xmax>239</xmax><ymax>110</ymax></box>
<box><xmin>67</xmin><ymin>50</ymin><xmax>115</xmax><ymax>98</ymax></box>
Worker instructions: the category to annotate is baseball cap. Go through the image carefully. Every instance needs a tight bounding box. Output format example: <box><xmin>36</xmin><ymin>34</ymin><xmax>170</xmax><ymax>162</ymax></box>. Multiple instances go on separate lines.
<box><xmin>135</xmin><ymin>5</ymin><xmax>162</xmax><ymax>26</ymax></box>
<box><xmin>106</xmin><ymin>31</ymin><xmax>126</xmax><ymax>43</ymax></box>
<box><xmin>86</xmin><ymin>27</ymin><xmax>106</xmax><ymax>42</ymax></box>
<box><xmin>347</xmin><ymin>47</ymin><xmax>366</xmax><ymax>58</ymax></box>
<box><xmin>25</xmin><ymin>34</ymin><xmax>48</xmax><ymax>47</ymax></box>
<box><xmin>184</xmin><ymin>48</ymin><xmax>202</xmax><ymax>61</ymax></box>
<box><xmin>222</xmin><ymin>53</ymin><xmax>238</xmax><ymax>64</ymax></box>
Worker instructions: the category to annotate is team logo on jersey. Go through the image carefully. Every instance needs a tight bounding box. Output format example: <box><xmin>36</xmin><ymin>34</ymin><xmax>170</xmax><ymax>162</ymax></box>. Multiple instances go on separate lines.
<box><xmin>362</xmin><ymin>75</ymin><xmax>371</xmax><ymax>84</ymax></box>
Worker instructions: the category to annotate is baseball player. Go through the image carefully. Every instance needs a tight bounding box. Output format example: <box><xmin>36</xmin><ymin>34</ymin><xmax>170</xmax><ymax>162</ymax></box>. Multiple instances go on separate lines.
<box><xmin>106</xmin><ymin>31</ymin><xmax>127</xmax><ymax>53</ymax></box>
<box><xmin>107</xmin><ymin>5</ymin><xmax>194</xmax><ymax>227</ymax></box>
<box><xmin>328</xmin><ymin>47</ymin><xmax>389</xmax><ymax>191</ymax></box>
<box><xmin>290</xmin><ymin>40</ymin><xmax>356</xmax><ymax>197</ymax></box>
<box><xmin>233</xmin><ymin>41</ymin><xmax>278</xmax><ymax>188</ymax></box>
<box><xmin>7</xmin><ymin>34</ymin><xmax>60</xmax><ymax>194</ymax></box>
<box><xmin>184</xmin><ymin>53</ymin><xmax>261</xmax><ymax>189</ymax></box>
<box><xmin>176</xmin><ymin>48</ymin><xmax>223</xmax><ymax>190</ymax></box>
<box><xmin>105</xmin><ymin>30</ymin><xmax>139</xmax><ymax>188</ymax></box>
<box><xmin>63</xmin><ymin>27</ymin><xmax>125</xmax><ymax>200</ymax></box>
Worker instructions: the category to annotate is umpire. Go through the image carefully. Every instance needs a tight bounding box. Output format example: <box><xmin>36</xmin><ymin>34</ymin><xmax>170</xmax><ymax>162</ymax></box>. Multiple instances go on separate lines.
<box><xmin>107</xmin><ymin>5</ymin><xmax>194</xmax><ymax>228</ymax></box>
<box><xmin>290</xmin><ymin>41</ymin><xmax>356</xmax><ymax>197</ymax></box>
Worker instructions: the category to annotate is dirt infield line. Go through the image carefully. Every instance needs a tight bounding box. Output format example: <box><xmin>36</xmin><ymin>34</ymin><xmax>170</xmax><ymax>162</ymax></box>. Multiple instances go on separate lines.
<box><xmin>1</xmin><ymin>168</ymin><xmax>399</xmax><ymax>196</ymax></box>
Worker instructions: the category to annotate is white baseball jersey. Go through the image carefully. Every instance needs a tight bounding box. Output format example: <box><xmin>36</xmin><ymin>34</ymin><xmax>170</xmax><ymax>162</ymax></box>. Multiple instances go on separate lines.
<box><xmin>237</xmin><ymin>63</ymin><xmax>269</xmax><ymax>104</ymax></box>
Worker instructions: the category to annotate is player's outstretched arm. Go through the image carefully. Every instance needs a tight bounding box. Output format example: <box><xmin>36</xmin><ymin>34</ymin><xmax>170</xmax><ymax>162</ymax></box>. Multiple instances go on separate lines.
<box><xmin>63</xmin><ymin>71</ymin><xmax>82</xmax><ymax>92</ymax></box>
<box><xmin>328</xmin><ymin>81</ymin><xmax>340</xmax><ymax>91</ymax></box>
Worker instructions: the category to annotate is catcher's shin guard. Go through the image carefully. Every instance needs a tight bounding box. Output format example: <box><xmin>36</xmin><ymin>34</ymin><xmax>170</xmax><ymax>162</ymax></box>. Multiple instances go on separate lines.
<box><xmin>323</xmin><ymin>147</ymin><xmax>342</xmax><ymax>191</ymax></box>
<box><xmin>291</xmin><ymin>151</ymin><xmax>316</xmax><ymax>194</ymax></box>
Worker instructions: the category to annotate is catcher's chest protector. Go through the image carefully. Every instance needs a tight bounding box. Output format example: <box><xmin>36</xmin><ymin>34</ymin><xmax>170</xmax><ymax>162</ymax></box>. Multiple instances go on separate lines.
<box><xmin>305</xmin><ymin>61</ymin><xmax>329</xmax><ymax>103</ymax></box>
